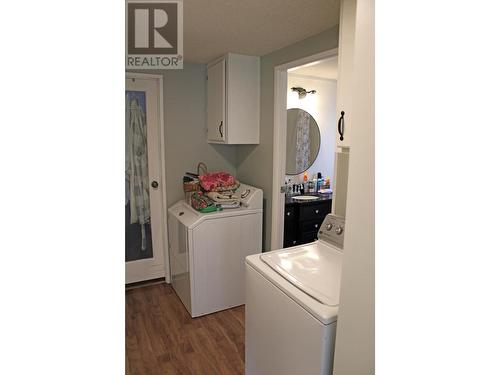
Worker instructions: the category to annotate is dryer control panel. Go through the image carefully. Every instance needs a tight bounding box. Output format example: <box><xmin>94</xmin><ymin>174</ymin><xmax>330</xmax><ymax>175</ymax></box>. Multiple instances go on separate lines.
<box><xmin>317</xmin><ymin>214</ymin><xmax>345</xmax><ymax>250</ymax></box>
<box><xmin>236</xmin><ymin>183</ymin><xmax>263</xmax><ymax>210</ymax></box>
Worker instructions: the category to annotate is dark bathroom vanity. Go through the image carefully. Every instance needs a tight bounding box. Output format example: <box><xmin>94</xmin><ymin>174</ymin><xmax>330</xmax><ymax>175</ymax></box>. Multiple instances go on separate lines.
<box><xmin>283</xmin><ymin>194</ymin><xmax>332</xmax><ymax>248</ymax></box>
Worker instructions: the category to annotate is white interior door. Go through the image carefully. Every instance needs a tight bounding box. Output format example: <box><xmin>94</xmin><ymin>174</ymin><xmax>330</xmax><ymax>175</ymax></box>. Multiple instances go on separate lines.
<box><xmin>125</xmin><ymin>75</ymin><xmax>166</xmax><ymax>284</ymax></box>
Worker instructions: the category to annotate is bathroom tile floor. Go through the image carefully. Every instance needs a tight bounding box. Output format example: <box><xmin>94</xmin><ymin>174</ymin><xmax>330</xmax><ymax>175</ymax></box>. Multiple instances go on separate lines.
<box><xmin>126</xmin><ymin>283</ymin><xmax>245</xmax><ymax>375</ymax></box>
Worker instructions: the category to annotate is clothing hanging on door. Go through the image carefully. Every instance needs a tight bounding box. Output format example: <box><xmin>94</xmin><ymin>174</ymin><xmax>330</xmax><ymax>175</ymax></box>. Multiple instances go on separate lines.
<box><xmin>126</xmin><ymin>95</ymin><xmax>150</xmax><ymax>251</ymax></box>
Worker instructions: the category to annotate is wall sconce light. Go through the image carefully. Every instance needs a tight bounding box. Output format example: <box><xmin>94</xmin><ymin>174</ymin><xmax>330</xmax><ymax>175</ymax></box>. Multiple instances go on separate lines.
<box><xmin>291</xmin><ymin>86</ymin><xmax>317</xmax><ymax>99</ymax></box>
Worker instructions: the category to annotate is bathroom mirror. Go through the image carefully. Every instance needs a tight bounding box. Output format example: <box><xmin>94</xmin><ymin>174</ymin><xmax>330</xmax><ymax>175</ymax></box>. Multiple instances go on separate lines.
<box><xmin>286</xmin><ymin>108</ymin><xmax>321</xmax><ymax>175</ymax></box>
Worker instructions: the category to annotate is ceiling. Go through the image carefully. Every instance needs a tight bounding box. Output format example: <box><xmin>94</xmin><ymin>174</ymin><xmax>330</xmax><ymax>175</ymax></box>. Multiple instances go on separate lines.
<box><xmin>288</xmin><ymin>56</ymin><xmax>338</xmax><ymax>80</ymax></box>
<box><xmin>183</xmin><ymin>0</ymin><xmax>340</xmax><ymax>63</ymax></box>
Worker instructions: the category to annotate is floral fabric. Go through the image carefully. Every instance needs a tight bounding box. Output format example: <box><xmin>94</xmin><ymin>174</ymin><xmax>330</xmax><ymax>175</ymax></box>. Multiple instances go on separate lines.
<box><xmin>199</xmin><ymin>172</ymin><xmax>238</xmax><ymax>192</ymax></box>
<box><xmin>190</xmin><ymin>191</ymin><xmax>213</xmax><ymax>211</ymax></box>
<box><xmin>126</xmin><ymin>93</ymin><xmax>150</xmax><ymax>251</ymax></box>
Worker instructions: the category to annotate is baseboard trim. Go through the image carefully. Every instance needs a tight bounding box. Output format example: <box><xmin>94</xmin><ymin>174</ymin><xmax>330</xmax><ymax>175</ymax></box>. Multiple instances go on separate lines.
<box><xmin>125</xmin><ymin>277</ymin><xmax>166</xmax><ymax>290</ymax></box>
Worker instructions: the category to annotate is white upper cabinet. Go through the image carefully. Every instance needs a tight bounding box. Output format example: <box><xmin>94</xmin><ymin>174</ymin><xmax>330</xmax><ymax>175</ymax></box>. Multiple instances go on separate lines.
<box><xmin>335</xmin><ymin>0</ymin><xmax>356</xmax><ymax>148</ymax></box>
<box><xmin>207</xmin><ymin>59</ymin><xmax>226</xmax><ymax>142</ymax></box>
<box><xmin>207</xmin><ymin>53</ymin><xmax>260</xmax><ymax>144</ymax></box>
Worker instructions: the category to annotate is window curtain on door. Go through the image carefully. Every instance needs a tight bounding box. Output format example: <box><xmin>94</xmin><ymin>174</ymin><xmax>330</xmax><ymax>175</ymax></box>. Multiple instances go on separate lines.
<box><xmin>295</xmin><ymin>110</ymin><xmax>311</xmax><ymax>172</ymax></box>
<box><xmin>126</xmin><ymin>93</ymin><xmax>150</xmax><ymax>251</ymax></box>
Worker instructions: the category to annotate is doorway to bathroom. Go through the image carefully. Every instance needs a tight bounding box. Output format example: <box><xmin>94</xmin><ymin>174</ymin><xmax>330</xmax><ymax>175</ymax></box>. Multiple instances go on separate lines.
<box><xmin>125</xmin><ymin>73</ymin><xmax>169</xmax><ymax>284</ymax></box>
<box><xmin>271</xmin><ymin>49</ymin><xmax>339</xmax><ymax>250</ymax></box>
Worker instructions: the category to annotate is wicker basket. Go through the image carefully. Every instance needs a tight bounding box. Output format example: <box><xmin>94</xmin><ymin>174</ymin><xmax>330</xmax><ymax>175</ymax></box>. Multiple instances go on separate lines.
<box><xmin>184</xmin><ymin>191</ymin><xmax>194</xmax><ymax>204</ymax></box>
<box><xmin>183</xmin><ymin>181</ymin><xmax>200</xmax><ymax>192</ymax></box>
<box><xmin>182</xmin><ymin>162</ymin><xmax>208</xmax><ymax>203</ymax></box>
<box><xmin>197</xmin><ymin>162</ymin><xmax>208</xmax><ymax>176</ymax></box>
<box><xmin>183</xmin><ymin>162</ymin><xmax>207</xmax><ymax>192</ymax></box>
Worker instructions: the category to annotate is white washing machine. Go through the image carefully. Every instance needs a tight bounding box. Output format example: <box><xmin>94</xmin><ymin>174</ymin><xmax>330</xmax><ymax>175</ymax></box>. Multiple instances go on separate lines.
<box><xmin>245</xmin><ymin>214</ymin><xmax>345</xmax><ymax>375</ymax></box>
<box><xmin>167</xmin><ymin>183</ymin><xmax>263</xmax><ymax>318</ymax></box>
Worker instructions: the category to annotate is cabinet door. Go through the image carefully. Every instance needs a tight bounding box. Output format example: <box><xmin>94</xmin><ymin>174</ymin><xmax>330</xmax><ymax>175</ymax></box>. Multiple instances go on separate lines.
<box><xmin>207</xmin><ymin>59</ymin><xmax>226</xmax><ymax>142</ymax></box>
<box><xmin>335</xmin><ymin>0</ymin><xmax>356</xmax><ymax>147</ymax></box>
<box><xmin>283</xmin><ymin>205</ymin><xmax>298</xmax><ymax>248</ymax></box>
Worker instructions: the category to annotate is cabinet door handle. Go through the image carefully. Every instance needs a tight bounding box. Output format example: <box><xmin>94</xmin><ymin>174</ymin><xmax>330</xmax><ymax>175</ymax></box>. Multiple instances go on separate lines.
<box><xmin>219</xmin><ymin>121</ymin><xmax>223</xmax><ymax>137</ymax></box>
<box><xmin>337</xmin><ymin>110</ymin><xmax>345</xmax><ymax>141</ymax></box>
<box><xmin>315</xmin><ymin>209</ymin><xmax>319</xmax><ymax>214</ymax></box>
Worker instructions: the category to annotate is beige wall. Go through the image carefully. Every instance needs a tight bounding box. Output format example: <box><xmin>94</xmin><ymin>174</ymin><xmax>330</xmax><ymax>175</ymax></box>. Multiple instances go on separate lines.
<box><xmin>236</xmin><ymin>26</ymin><xmax>339</xmax><ymax>250</ymax></box>
<box><xmin>128</xmin><ymin>63</ymin><xmax>238</xmax><ymax>207</ymax></box>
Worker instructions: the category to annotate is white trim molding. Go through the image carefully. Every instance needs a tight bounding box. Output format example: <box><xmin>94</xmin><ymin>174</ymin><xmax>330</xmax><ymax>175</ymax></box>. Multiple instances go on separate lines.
<box><xmin>125</xmin><ymin>72</ymin><xmax>171</xmax><ymax>283</ymax></box>
<box><xmin>288</xmin><ymin>72</ymin><xmax>338</xmax><ymax>82</ymax></box>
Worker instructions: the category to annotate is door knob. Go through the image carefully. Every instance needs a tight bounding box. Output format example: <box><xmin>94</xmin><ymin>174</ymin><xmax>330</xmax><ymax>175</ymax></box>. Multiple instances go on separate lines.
<box><xmin>151</xmin><ymin>180</ymin><xmax>159</xmax><ymax>189</ymax></box>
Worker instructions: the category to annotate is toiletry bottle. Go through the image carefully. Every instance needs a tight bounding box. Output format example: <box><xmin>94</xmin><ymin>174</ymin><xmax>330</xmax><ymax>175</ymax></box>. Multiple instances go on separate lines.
<box><xmin>324</xmin><ymin>177</ymin><xmax>330</xmax><ymax>189</ymax></box>
<box><xmin>316</xmin><ymin>172</ymin><xmax>323</xmax><ymax>192</ymax></box>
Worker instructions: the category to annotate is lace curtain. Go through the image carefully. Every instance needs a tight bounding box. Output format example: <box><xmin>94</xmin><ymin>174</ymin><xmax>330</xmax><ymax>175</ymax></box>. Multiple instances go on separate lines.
<box><xmin>125</xmin><ymin>92</ymin><xmax>150</xmax><ymax>251</ymax></box>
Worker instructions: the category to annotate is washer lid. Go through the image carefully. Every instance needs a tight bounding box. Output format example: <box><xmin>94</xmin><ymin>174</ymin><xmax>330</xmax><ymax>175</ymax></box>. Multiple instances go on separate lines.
<box><xmin>260</xmin><ymin>241</ymin><xmax>342</xmax><ymax>306</ymax></box>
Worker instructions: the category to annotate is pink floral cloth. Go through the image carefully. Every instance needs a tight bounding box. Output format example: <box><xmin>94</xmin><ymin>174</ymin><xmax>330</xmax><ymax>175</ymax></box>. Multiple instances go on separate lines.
<box><xmin>199</xmin><ymin>172</ymin><xmax>238</xmax><ymax>192</ymax></box>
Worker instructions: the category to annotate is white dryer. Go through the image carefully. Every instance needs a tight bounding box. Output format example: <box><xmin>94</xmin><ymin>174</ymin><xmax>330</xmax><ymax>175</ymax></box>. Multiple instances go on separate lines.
<box><xmin>245</xmin><ymin>214</ymin><xmax>345</xmax><ymax>375</ymax></box>
<box><xmin>167</xmin><ymin>183</ymin><xmax>263</xmax><ymax>317</ymax></box>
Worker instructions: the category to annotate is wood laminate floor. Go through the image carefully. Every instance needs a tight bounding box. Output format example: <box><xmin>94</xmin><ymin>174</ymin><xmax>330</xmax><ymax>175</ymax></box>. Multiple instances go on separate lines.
<box><xmin>126</xmin><ymin>283</ymin><xmax>245</xmax><ymax>375</ymax></box>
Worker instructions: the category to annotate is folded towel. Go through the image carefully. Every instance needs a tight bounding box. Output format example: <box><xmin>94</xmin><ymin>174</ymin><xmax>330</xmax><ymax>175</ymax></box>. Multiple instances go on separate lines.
<box><xmin>216</xmin><ymin>201</ymin><xmax>241</xmax><ymax>209</ymax></box>
<box><xmin>318</xmin><ymin>188</ymin><xmax>333</xmax><ymax>194</ymax></box>
<box><xmin>207</xmin><ymin>192</ymin><xmax>239</xmax><ymax>203</ymax></box>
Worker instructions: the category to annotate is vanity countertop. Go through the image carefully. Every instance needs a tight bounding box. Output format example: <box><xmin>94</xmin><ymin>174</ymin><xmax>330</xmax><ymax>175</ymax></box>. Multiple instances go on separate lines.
<box><xmin>285</xmin><ymin>193</ymin><xmax>332</xmax><ymax>205</ymax></box>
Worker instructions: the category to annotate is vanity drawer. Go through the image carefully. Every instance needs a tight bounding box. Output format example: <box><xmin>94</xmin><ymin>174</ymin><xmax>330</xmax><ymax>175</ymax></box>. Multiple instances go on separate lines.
<box><xmin>300</xmin><ymin>219</ymin><xmax>323</xmax><ymax>233</ymax></box>
<box><xmin>284</xmin><ymin>205</ymin><xmax>296</xmax><ymax>221</ymax></box>
<box><xmin>283</xmin><ymin>197</ymin><xmax>332</xmax><ymax>248</ymax></box>
<box><xmin>299</xmin><ymin>201</ymin><xmax>331</xmax><ymax>220</ymax></box>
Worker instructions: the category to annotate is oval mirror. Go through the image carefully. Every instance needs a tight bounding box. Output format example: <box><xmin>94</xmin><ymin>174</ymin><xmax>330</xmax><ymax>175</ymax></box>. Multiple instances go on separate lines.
<box><xmin>285</xmin><ymin>108</ymin><xmax>321</xmax><ymax>175</ymax></box>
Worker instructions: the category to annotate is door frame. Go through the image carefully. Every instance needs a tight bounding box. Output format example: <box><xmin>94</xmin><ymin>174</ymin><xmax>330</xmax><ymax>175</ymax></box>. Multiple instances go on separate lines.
<box><xmin>126</xmin><ymin>72</ymin><xmax>170</xmax><ymax>283</ymax></box>
<box><xmin>270</xmin><ymin>48</ymin><xmax>338</xmax><ymax>250</ymax></box>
